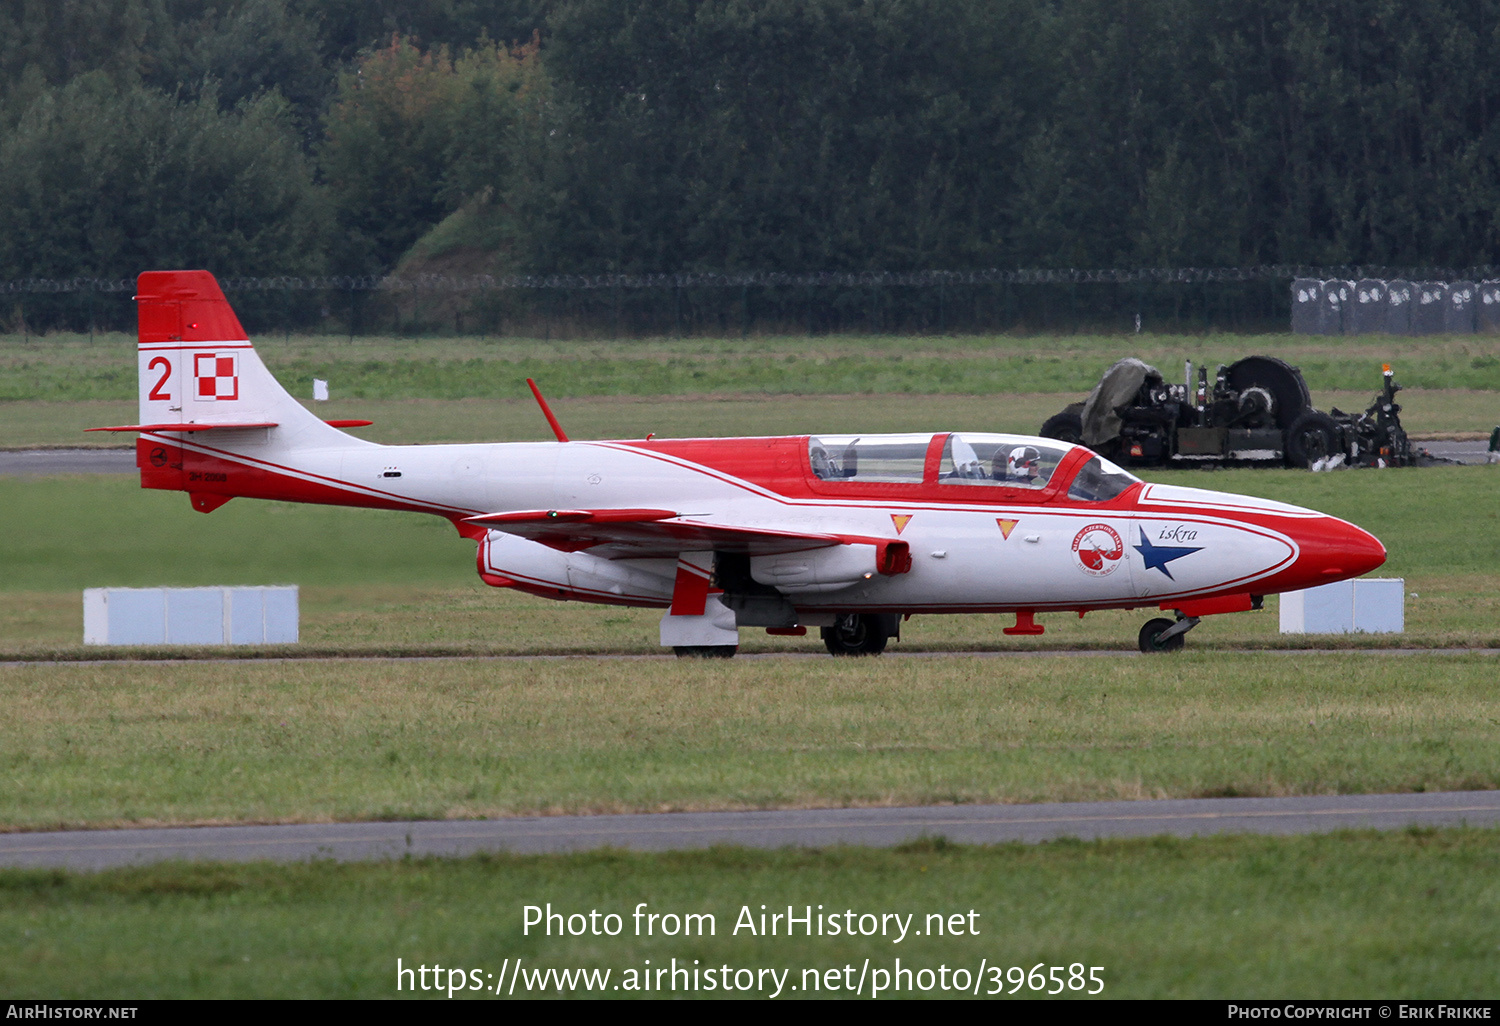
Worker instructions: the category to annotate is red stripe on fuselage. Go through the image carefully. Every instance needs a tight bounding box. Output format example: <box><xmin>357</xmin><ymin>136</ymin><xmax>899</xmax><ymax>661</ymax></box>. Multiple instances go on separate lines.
<box><xmin>141</xmin><ymin>435</ymin><xmax>481</xmax><ymax>520</ymax></box>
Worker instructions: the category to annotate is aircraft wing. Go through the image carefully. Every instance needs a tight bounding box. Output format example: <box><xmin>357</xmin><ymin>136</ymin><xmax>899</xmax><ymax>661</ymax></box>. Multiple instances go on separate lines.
<box><xmin>463</xmin><ymin>508</ymin><xmax>844</xmax><ymax>557</ymax></box>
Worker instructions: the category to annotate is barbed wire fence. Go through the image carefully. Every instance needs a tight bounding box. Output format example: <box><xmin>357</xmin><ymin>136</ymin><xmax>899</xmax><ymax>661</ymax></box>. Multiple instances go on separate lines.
<box><xmin>6</xmin><ymin>265</ymin><xmax>1500</xmax><ymax>339</ymax></box>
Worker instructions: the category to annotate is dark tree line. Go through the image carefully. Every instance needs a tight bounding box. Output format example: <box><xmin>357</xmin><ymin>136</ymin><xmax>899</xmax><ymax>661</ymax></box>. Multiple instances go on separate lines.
<box><xmin>4</xmin><ymin>0</ymin><xmax>1500</xmax><ymax>304</ymax></box>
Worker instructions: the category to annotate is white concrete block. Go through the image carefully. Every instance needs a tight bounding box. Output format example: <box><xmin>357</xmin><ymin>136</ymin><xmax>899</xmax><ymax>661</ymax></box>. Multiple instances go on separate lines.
<box><xmin>83</xmin><ymin>586</ymin><xmax>298</xmax><ymax>645</ymax></box>
<box><xmin>227</xmin><ymin>588</ymin><xmax>265</xmax><ymax>645</ymax></box>
<box><xmin>261</xmin><ymin>587</ymin><xmax>300</xmax><ymax>644</ymax></box>
<box><xmin>166</xmin><ymin>588</ymin><xmax>224</xmax><ymax>645</ymax></box>
<box><xmin>82</xmin><ymin>589</ymin><xmax>109</xmax><ymax>645</ymax></box>
<box><xmin>1353</xmin><ymin>578</ymin><xmax>1404</xmax><ymax>633</ymax></box>
<box><xmin>1280</xmin><ymin>578</ymin><xmax>1403</xmax><ymax>634</ymax></box>
<box><xmin>82</xmin><ymin>588</ymin><xmax>167</xmax><ymax>645</ymax></box>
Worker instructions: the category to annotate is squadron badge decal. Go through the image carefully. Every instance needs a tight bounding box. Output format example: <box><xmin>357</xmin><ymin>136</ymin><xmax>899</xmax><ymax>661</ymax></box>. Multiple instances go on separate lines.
<box><xmin>1071</xmin><ymin>523</ymin><xmax>1124</xmax><ymax>577</ymax></box>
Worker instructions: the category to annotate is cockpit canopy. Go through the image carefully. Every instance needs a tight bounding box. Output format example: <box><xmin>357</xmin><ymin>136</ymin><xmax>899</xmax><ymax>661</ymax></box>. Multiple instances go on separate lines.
<box><xmin>806</xmin><ymin>432</ymin><xmax>1138</xmax><ymax>502</ymax></box>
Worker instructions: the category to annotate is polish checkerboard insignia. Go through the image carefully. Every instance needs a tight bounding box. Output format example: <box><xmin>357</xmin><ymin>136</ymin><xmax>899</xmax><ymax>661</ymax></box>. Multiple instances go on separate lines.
<box><xmin>194</xmin><ymin>353</ymin><xmax>239</xmax><ymax>401</ymax></box>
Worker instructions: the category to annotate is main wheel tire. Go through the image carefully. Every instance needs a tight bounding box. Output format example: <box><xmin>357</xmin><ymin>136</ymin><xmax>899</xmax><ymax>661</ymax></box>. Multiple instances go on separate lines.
<box><xmin>821</xmin><ymin>614</ymin><xmax>889</xmax><ymax>656</ymax></box>
<box><xmin>1285</xmin><ymin>410</ymin><xmax>1340</xmax><ymax>468</ymax></box>
<box><xmin>1225</xmin><ymin>356</ymin><xmax>1312</xmax><ymax>430</ymax></box>
<box><xmin>1040</xmin><ymin>409</ymin><xmax>1085</xmax><ymax>445</ymax></box>
<box><xmin>1138</xmin><ymin>617</ymin><xmax>1185</xmax><ymax>653</ymax></box>
<box><xmin>673</xmin><ymin>645</ymin><xmax>738</xmax><ymax>658</ymax></box>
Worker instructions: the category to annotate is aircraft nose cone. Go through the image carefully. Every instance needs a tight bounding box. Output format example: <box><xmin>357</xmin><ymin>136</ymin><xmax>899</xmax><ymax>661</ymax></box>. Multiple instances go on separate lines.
<box><xmin>1294</xmin><ymin>517</ymin><xmax>1387</xmax><ymax>584</ymax></box>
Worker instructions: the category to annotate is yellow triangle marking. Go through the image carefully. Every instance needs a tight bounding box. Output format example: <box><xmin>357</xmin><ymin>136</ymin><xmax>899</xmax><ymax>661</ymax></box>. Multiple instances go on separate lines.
<box><xmin>997</xmin><ymin>518</ymin><xmax>1019</xmax><ymax>539</ymax></box>
<box><xmin>891</xmin><ymin>514</ymin><xmax>913</xmax><ymax>534</ymax></box>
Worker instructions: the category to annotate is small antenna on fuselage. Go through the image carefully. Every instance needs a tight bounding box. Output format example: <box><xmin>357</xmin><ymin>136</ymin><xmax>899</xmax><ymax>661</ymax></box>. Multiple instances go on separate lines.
<box><xmin>526</xmin><ymin>378</ymin><xmax>569</xmax><ymax>442</ymax></box>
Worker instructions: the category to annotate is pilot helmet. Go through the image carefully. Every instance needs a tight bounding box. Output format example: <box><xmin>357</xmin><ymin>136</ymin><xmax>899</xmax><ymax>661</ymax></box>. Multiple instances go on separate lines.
<box><xmin>1008</xmin><ymin>446</ymin><xmax>1042</xmax><ymax>478</ymax></box>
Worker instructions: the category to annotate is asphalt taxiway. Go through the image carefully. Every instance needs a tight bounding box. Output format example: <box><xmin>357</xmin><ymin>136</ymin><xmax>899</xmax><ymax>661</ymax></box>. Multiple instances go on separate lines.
<box><xmin>2</xmin><ymin>791</ymin><xmax>1497</xmax><ymax>871</ymax></box>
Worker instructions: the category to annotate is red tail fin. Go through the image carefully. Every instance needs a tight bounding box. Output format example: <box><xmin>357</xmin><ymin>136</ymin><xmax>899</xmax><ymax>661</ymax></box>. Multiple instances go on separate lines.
<box><xmin>136</xmin><ymin>270</ymin><xmax>248</xmax><ymax>344</ymax></box>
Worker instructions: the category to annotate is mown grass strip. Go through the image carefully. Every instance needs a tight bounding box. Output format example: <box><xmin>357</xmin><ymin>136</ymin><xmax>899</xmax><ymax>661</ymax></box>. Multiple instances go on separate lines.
<box><xmin>5</xmin><ymin>331</ymin><xmax>1498</xmax><ymax>403</ymax></box>
<box><xmin>3</xmin><ymin>653</ymin><xmax>1498</xmax><ymax>829</ymax></box>
<box><xmin>3</xmin><ymin>830</ymin><xmax>1498</xmax><ymax>998</ymax></box>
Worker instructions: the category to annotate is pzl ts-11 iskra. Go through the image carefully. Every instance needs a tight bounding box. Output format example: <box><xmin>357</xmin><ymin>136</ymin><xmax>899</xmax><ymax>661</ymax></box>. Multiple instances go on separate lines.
<box><xmin>93</xmin><ymin>271</ymin><xmax>1387</xmax><ymax>656</ymax></box>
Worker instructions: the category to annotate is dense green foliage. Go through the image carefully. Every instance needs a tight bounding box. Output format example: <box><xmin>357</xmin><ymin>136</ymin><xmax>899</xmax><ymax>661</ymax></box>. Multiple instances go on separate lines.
<box><xmin>521</xmin><ymin>0</ymin><xmax>1043</xmax><ymax>274</ymax></box>
<box><xmin>5</xmin><ymin>0</ymin><xmax>1500</xmax><ymax>297</ymax></box>
<box><xmin>0</xmin><ymin>77</ymin><xmax>327</xmax><ymax>281</ymax></box>
<box><xmin>319</xmin><ymin>36</ymin><xmax>545</xmax><ymax>275</ymax></box>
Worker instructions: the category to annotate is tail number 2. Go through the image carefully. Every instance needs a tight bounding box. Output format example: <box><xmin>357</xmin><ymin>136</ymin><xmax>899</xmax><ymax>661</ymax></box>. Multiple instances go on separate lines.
<box><xmin>148</xmin><ymin>357</ymin><xmax>172</xmax><ymax>401</ymax></box>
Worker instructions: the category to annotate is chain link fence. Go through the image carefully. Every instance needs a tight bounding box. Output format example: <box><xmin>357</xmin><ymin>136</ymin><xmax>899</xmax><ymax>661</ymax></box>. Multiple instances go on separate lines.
<box><xmin>7</xmin><ymin>265</ymin><xmax>1500</xmax><ymax>339</ymax></box>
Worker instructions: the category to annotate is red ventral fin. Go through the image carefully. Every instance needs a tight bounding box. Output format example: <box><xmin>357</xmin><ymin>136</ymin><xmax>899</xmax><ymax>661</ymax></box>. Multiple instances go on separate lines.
<box><xmin>190</xmin><ymin>492</ymin><xmax>233</xmax><ymax>514</ymax></box>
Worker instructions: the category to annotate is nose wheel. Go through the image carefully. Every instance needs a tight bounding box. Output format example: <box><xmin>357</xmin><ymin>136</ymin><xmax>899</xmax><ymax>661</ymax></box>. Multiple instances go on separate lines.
<box><xmin>1138</xmin><ymin>615</ymin><xmax>1200</xmax><ymax>653</ymax></box>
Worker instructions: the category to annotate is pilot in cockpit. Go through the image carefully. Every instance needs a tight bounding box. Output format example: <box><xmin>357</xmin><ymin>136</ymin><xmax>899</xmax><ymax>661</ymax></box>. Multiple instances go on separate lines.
<box><xmin>1003</xmin><ymin>445</ymin><xmax>1043</xmax><ymax>485</ymax></box>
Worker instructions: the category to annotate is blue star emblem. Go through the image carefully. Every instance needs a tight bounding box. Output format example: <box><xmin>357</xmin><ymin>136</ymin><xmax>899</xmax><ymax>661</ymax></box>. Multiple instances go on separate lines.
<box><xmin>1134</xmin><ymin>527</ymin><xmax>1203</xmax><ymax>580</ymax></box>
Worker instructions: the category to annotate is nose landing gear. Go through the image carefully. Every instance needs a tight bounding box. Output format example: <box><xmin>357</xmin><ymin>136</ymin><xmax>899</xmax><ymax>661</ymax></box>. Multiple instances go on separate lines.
<box><xmin>1138</xmin><ymin>614</ymin><xmax>1201</xmax><ymax>653</ymax></box>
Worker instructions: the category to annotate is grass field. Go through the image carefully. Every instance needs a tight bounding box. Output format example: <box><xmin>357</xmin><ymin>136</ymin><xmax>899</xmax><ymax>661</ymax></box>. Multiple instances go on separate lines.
<box><xmin>5</xmin><ymin>327</ymin><xmax>1500</xmax><ymax>400</ymax></box>
<box><xmin>3</xmin><ymin>651</ymin><xmax>1499</xmax><ymax>829</ymax></box>
<box><xmin>4</xmin><ymin>830</ymin><xmax>1498</xmax><ymax>999</ymax></box>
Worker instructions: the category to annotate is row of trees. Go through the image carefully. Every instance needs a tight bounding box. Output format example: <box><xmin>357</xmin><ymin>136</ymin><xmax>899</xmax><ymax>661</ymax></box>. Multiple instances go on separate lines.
<box><xmin>5</xmin><ymin>0</ymin><xmax>1500</xmax><ymax>309</ymax></box>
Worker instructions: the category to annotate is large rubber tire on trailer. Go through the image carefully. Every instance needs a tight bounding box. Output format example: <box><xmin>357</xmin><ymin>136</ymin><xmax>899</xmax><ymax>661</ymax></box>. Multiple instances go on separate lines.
<box><xmin>1039</xmin><ymin>409</ymin><xmax>1086</xmax><ymax>445</ymax></box>
<box><xmin>1285</xmin><ymin>410</ymin><xmax>1341</xmax><ymax>468</ymax></box>
<box><xmin>821</xmin><ymin>614</ymin><xmax>889</xmax><ymax>656</ymax></box>
<box><xmin>673</xmin><ymin>645</ymin><xmax>738</xmax><ymax>658</ymax></box>
<box><xmin>1138</xmin><ymin>618</ymin><xmax>1185</xmax><ymax>653</ymax></box>
<box><xmin>1224</xmin><ymin>356</ymin><xmax>1312</xmax><ymax>430</ymax></box>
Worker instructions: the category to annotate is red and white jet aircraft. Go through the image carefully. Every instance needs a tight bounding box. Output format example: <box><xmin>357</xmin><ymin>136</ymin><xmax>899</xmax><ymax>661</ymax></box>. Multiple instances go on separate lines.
<box><xmin>94</xmin><ymin>271</ymin><xmax>1387</xmax><ymax>655</ymax></box>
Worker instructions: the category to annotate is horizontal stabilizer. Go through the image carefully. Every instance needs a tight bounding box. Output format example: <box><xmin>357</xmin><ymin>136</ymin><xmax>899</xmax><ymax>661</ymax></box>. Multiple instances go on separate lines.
<box><xmin>464</xmin><ymin>508</ymin><xmax>843</xmax><ymax>557</ymax></box>
<box><xmin>467</xmin><ymin>508</ymin><xmax>679</xmax><ymax>526</ymax></box>
<box><xmin>86</xmin><ymin>422</ymin><xmax>279</xmax><ymax>433</ymax></box>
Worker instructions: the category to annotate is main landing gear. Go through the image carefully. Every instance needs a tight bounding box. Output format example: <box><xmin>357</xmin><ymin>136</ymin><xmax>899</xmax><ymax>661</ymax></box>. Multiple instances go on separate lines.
<box><xmin>821</xmin><ymin>613</ymin><xmax>892</xmax><ymax>656</ymax></box>
<box><xmin>1137</xmin><ymin>614</ymin><xmax>1201</xmax><ymax>654</ymax></box>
